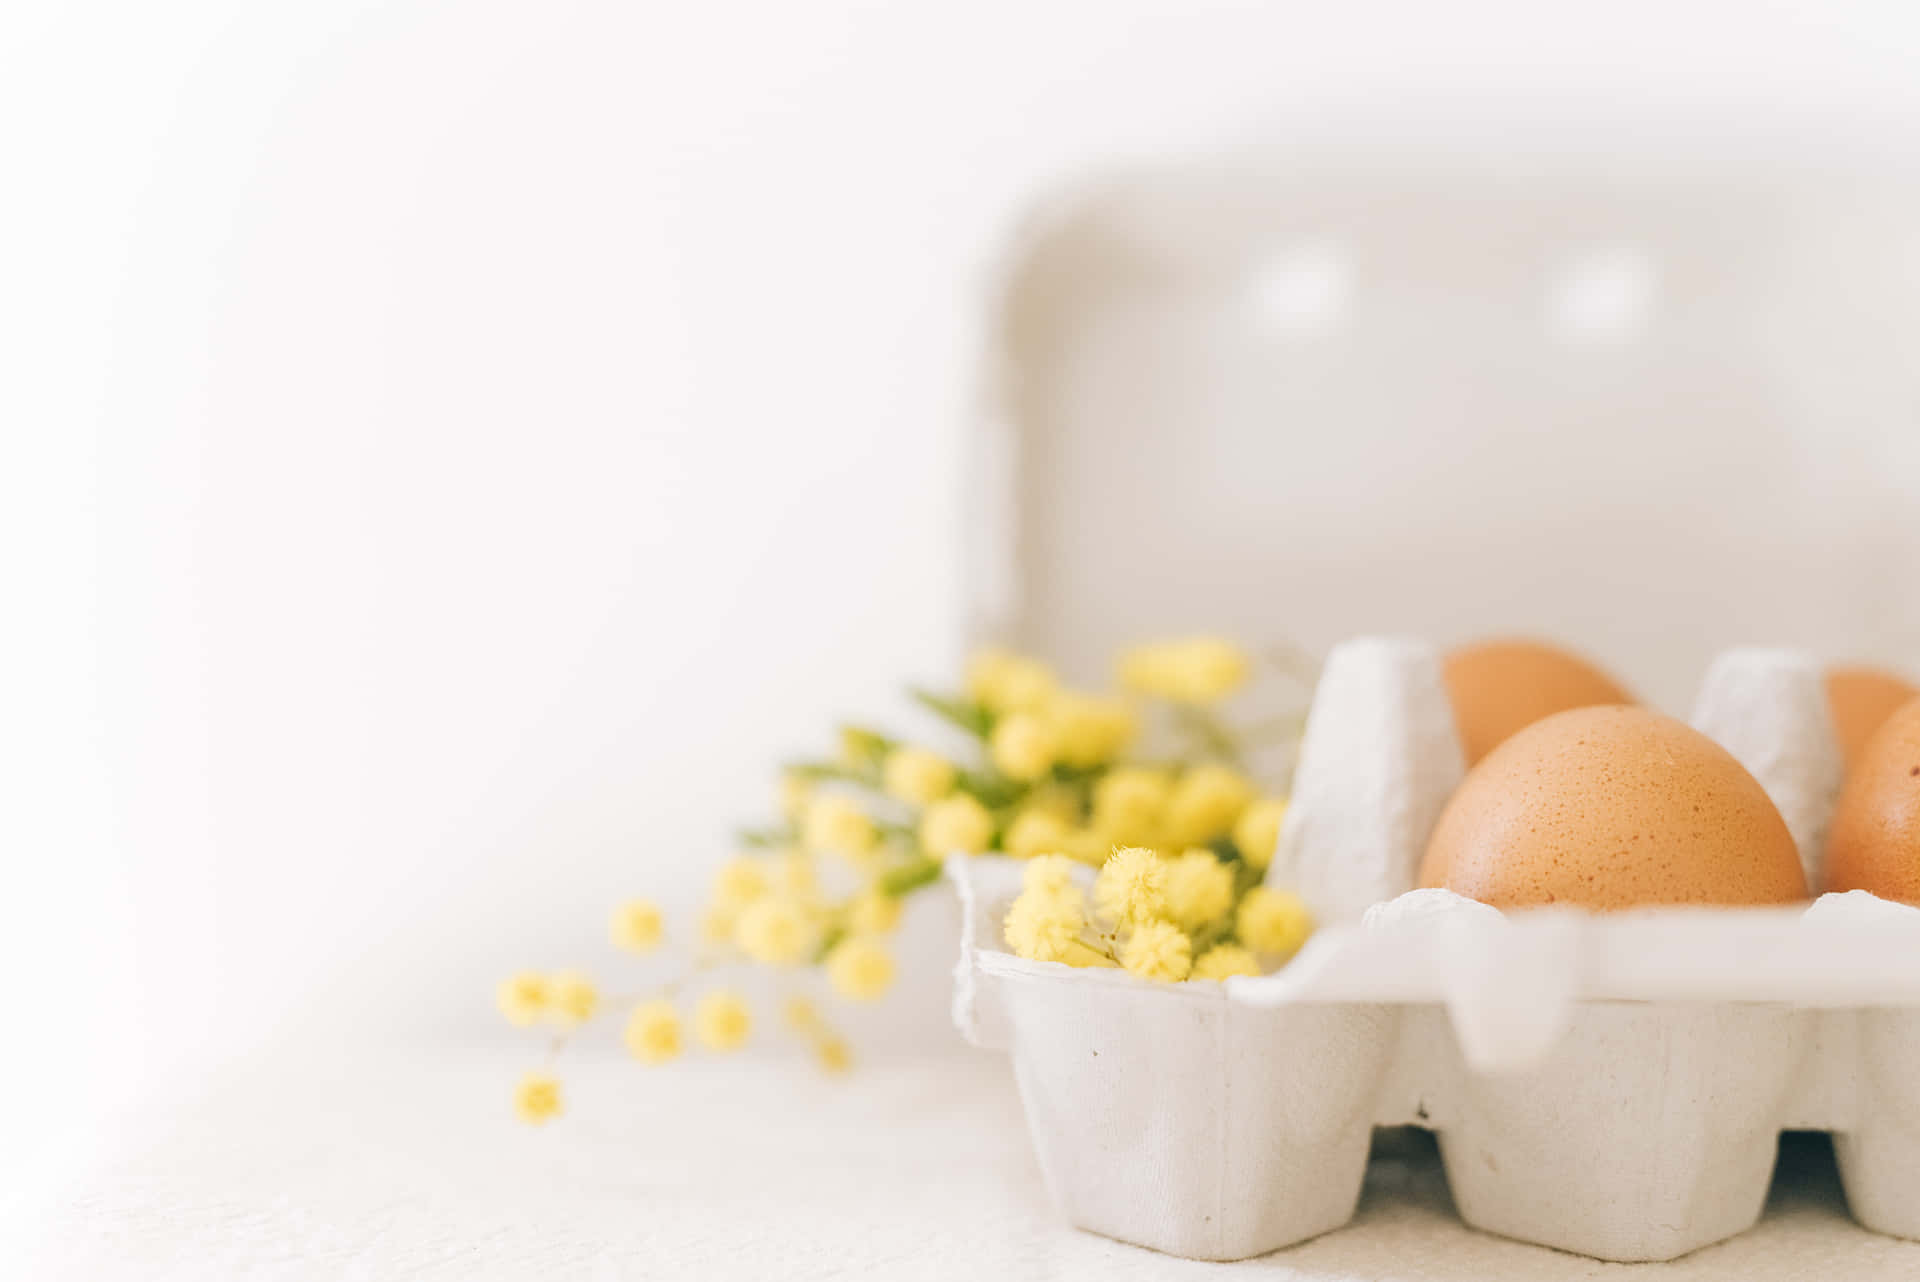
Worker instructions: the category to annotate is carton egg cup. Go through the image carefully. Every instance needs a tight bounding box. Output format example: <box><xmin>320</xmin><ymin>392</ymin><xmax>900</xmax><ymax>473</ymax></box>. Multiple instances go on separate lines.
<box><xmin>948</xmin><ymin>639</ymin><xmax>1920</xmax><ymax>1262</ymax></box>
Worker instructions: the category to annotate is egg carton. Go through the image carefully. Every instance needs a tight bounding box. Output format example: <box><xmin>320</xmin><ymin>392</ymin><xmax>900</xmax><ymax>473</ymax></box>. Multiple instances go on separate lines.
<box><xmin>947</xmin><ymin>639</ymin><xmax>1920</xmax><ymax>1262</ymax></box>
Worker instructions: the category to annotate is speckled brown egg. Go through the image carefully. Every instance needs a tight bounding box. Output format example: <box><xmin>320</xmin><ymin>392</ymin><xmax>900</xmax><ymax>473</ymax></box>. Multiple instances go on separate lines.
<box><xmin>1428</xmin><ymin>705</ymin><xmax>1808</xmax><ymax>911</ymax></box>
<box><xmin>1442</xmin><ymin>639</ymin><xmax>1635</xmax><ymax>767</ymax></box>
<box><xmin>1825</xmin><ymin>696</ymin><xmax>1920</xmax><ymax>902</ymax></box>
<box><xmin>1827</xmin><ymin>665</ymin><xmax>1919</xmax><ymax>773</ymax></box>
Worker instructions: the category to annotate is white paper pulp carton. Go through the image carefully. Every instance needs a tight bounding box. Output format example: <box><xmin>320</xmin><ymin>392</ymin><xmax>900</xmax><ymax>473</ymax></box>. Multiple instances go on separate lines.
<box><xmin>949</xmin><ymin>638</ymin><xmax>1920</xmax><ymax>1262</ymax></box>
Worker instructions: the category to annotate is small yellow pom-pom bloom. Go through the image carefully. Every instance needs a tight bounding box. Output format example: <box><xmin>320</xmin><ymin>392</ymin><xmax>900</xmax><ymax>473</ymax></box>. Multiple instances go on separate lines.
<box><xmin>1046</xmin><ymin>692</ymin><xmax>1139</xmax><ymax>769</ymax></box>
<box><xmin>772</xmin><ymin>849</ymin><xmax>818</xmax><ymax>899</ymax></box>
<box><xmin>989</xmin><ymin>712</ymin><xmax>1058</xmax><ymax>782</ymax></box>
<box><xmin>1061</xmin><ymin>827</ymin><xmax>1113</xmax><ymax>867</ymax></box>
<box><xmin>815</xmin><ymin>1035</ymin><xmax>854</xmax><ymax>1074</ymax></box>
<box><xmin>1121</xmin><ymin>918</ymin><xmax>1193</xmax><ymax>982</ymax></box>
<box><xmin>513</xmin><ymin>1071</ymin><xmax>563</xmax><ymax>1125</ymax></box>
<box><xmin>1003</xmin><ymin>884</ymin><xmax>1087</xmax><ymax>962</ymax></box>
<box><xmin>497</xmin><ymin>971</ymin><xmax>551</xmax><ymax>1026</ymax></box>
<box><xmin>1002</xmin><ymin>808</ymin><xmax>1072</xmax><ymax>860</ymax></box>
<box><xmin>1233</xmin><ymin>797</ymin><xmax>1289</xmax><ymax>871</ymax></box>
<box><xmin>966</xmin><ymin>648</ymin><xmax>1057</xmax><ymax>714</ymax></box>
<box><xmin>1021</xmin><ymin>853</ymin><xmax>1081</xmax><ymax>898</ymax></box>
<box><xmin>1162</xmin><ymin>763</ymin><xmax>1254</xmax><ymax>847</ymax></box>
<box><xmin>1193</xmin><ymin>942</ymin><xmax>1261</xmax><ymax>981</ymax></box>
<box><xmin>549</xmin><ymin>971</ymin><xmax>600</xmax><ymax>1025</ymax></box>
<box><xmin>1117</xmin><ymin>637</ymin><xmax>1251</xmax><ymax>704</ymax></box>
<box><xmin>610</xmin><ymin>899</ymin><xmax>666</xmax><ymax>952</ymax></box>
<box><xmin>849</xmin><ymin>887</ymin><xmax>902</xmax><ymax>936</ymax></box>
<box><xmin>802</xmin><ymin>794</ymin><xmax>878</xmax><ymax>861</ymax></box>
<box><xmin>1091</xmin><ymin>767</ymin><xmax>1171</xmax><ymax>849</ymax></box>
<box><xmin>779</xmin><ymin>771</ymin><xmax>813</xmax><ymax>823</ymax></box>
<box><xmin>918</xmin><ymin>793</ymin><xmax>994</xmax><ymax>856</ymax></box>
<box><xmin>1163</xmin><ymin>849</ymin><xmax>1235</xmax><ymax>932</ymax></box>
<box><xmin>1022</xmin><ymin>784</ymin><xmax>1082</xmax><ymax>823</ymax></box>
<box><xmin>735</xmin><ymin>897</ymin><xmax>816</xmax><ymax>965</ymax></box>
<box><xmin>624</xmin><ymin>999</ymin><xmax>682</xmax><ymax>1065</ymax></box>
<box><xmin>1093</xmin><ymin>846</ymin><xmax>1167</xmax><ymax>927</ymax></box>
<box><xmin>782</xmin><ymin>994</ymin><xmax>824</xmax><ymax>1033</ymax></box>
<box><xmin>1237</xmin><ymin>887</ymin><xmax>1314</xmax><ymax>958</ymax></box>
<box><xmin>694</xmin><ymin>990</ymin><xmax>752</xmax><ymax>1051</ymax></box>
<box><xmin>882</xmin><ymin>746</ymin><xmax>956</xmax><ymax>806</ymax></box>
<box><xmin>700</xmin><ymin>903</ymin><xmax>739</xmax><ymax>946</ymax></box>
<box><xmin>826</xmin><ymin>936</ymin><xmax>896</xmax><ymax>1002</ymax></box>
<box><xmin>713</xmin><ymin>859</ymin><xmax>770</xmax><ymax>909</ymax></box>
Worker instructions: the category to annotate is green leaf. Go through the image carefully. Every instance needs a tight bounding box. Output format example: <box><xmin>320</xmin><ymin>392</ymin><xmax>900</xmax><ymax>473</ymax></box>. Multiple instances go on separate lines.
<box><xmin>878</xmin><ymin>855</ymin><xmax>943</xmax><ymax>897</ymax></box>
<box><xmin>838</xmin><ymin>725</ymin><xmax>896</xmax><ymax>767</ymax></box>
<box><xmin>783</xmin><ymin>759</ymin><xmax>868</xmax><ymax>783</ymax></box>
<box><xmin>909</xmin><ymin>687</ymin><xmax>993</xmax><ymax>739</ymax></box>
<box><xmin>812</xmin><ymin>922</ymin><xmax>848</xmax><ymax>965</ymax></box>
<box><xmin>954</xmin><ymin>767</ymin><xmax>1023</xmax><ymax>811</ymax></box>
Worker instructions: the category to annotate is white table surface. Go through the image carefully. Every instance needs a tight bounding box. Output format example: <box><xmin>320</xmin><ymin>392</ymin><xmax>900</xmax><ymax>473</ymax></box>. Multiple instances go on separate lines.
<box><xmin>14</xmin><ymin>1043</ymin><xmax>1920</xmax><ymax>1280</ymax></box>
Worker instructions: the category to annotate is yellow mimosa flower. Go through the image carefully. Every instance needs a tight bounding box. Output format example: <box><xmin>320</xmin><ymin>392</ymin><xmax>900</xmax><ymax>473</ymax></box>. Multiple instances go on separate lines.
<box><xmin>1001</xmin><ymin>808</ymin><xmax>1071</xmax><ymax>861</ymax></box>
<box><xmin>700</xmin><ymin>902</ymin><xmax>739</xmax><ymax>946</ymax></box>
<box><xmin>1117</xmin><ymin>637</ymin><xmax>1251</xmax><ymax>704</ymax></box>
<box><xmin>1237</xmin><ymin>887</ymin><xmax>1314</xmax><ymax>958</ymax></box>
<box><xmin>1060</xmin><ymin>826</ymin><xmax>1113</xmax><ymax>867</ymax></box>
<box><xmin>496</xmin><ymin>971</ymin><xmax>551</xmax><ymax>1027</ymax></box>
<box><xmin>1193</xmin><ymin>942</ymin><xmax>1261</xmax><ymax>981</ymax></box>
<box><xmin>549</xmin><ymin>970</ymin><xmax>599</xmax><ymax>1025</ymax></box>
<box><xmin>815</xmin><ymin>1035</ymin><xmax>854</xmax><ymax>1074</ymax></box>
<box><xmin>610</xmin><ymin>899</ymin><xmax>666</xmax><ymax>953</ymax></box>
<box><xmin>882</xmin><ymin>746</ymin><xmax>956</xmax><ymax>806</ymax></box>
<box><xmin>1020</xmin><ymin>784</ymin><xmax>1082</xmax><ymax>823</ymax></box>
<box><xmin>1003</xmin><ymin>885</ymin><xmax>1088</xmax><ymax>963</ymax></box>
<box><xmin>848</xmin><ymin>887</ymin><xmax>902</xmax><ymax>936</ymax></box>
<box><xmin>1046</xmin><ymin>691</ymin><xmax>1139</xmax><ymax>769</ymax></box>
<box><xmin>1093</xmin><ymin>846</ymin><xmax>1167</xmax><ymax>927</ymax></box>
<box><xmin>989</xmin><ymin>712</ymin><xmax>1058</xmax><ymax>782</ymax></box>
<box><xmin>734</xmin><ymin>897</ymin><xmax>816</xmax><ymax>965</ymax></box>
<box><xmin>1163</xmin><ymin>849</ymin><xmax>1235</xmax><ymax>932</ymax></box>
<box><xmin>1120</xmin><ymin>918</ymin><xmax>1193</xmax><ymax>982</ymax></box>
<box><xmin>1162</xmin><ymin>763</ymin><xmax>1254</xmax><ymax>847</ymax></box>
<box><xmin>713</xmin><ymin>859</ymin><xmax>770</xmax><ymax>909</ymax></box>
<box><xmin>694</xmin><ymin>990</ymin><xmax>752</xmax><ymax>1051</ymax></box>
<box><xmin>1232</xmin><ymin>797</ymin><xmax>1289</xmax><ymax>871</ymax></box>
<box><xmin>624</xmin><ymin>999</ymin><xmax>682</xmax><ymax>1065</ymax></box>
<box><xmin>1020</xmin><ymin>853</ymin><xmax>1081</xmax><ymax>898</ymax></box>
<box><xmin>802</xmin><ymin>794</ymin><xmax>878</xmax><ymax>861</ymax></box>
<box><xmin>825</xmin><ymin>937</ymin><xmax>896</xmax><ymax>1002</ymax></box>
<box><xmin>1091</xmin><ymin>767</ymin><xmax>1171</xmax><ymax>849</ymax></box>
<box><xmin>773</xmin><ymin>848</ymin><xmax>819</xmax><ymax>899</ymax></box>
<box><xmin>781</xmin><ymin>994</ymin><xmax>824</xmax><ymax>1033</ymax></box>
<box><xmin>513</xmin><ymin>1071</ymin><xmax>563</xmax><ymax>1125</ymax></box>
<box><xmin>918</xmin><ymin>793</ymin><xmax>994</xmax><ymax>857</ymax></box>
<box><xmin>966</xmin><ymin>648</ymin><xmax>1056</xmax><ymax>714</ymax></box>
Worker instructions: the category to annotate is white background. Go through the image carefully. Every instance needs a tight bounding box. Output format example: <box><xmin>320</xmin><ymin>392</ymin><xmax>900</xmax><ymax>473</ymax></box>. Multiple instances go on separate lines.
<box><xmin>9</xmin><ymin>0</ymin><xmax>1920</xmax><ymax>1201</ymax></box>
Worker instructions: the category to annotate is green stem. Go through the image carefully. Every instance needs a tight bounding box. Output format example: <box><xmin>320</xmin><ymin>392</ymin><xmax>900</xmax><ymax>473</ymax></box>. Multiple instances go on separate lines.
<box><xmin>1171</xmin><ymin>705</ymin><xmax>1243</xmax><ymax>765</ymax></box>
<box><xmin>878</xmin><ymin>854</ymin><xmax>942</xmax><ymax>897</ymax></box>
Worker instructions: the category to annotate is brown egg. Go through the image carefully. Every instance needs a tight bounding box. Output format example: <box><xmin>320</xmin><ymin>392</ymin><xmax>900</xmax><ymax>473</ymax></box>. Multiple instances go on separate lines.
<box><xmin>1827</xmin><ymin>666</ymin><xmax>1919</xmax><ymax>772</ymax></box>
<box><xmin>1825</xmin><ymin>697</ymin><xmax>1920</xmax><ymax>902</ymax></box>
<box><xmin>1442</xmin><ymin>639</ymin><xmax>1635</xmax><ymax>767</ymax></box>
<box><xmin>1428</xmin><ymin>705</ymin><xmax>1807</xmax><ymax>911</ymax></box>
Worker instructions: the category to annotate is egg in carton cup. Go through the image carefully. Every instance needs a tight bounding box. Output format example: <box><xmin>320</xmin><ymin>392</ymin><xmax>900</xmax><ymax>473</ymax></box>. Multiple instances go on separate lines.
<box><xmin>948</xmin><ymin>638</ymin><xmax>1920</xmax><ymax>1262</ymax></box>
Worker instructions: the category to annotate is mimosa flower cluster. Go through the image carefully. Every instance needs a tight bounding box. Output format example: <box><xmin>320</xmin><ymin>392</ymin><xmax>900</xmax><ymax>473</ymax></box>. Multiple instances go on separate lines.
<box><xmin>498</xmin><ymin>636</ymin><xmax>1311</xmax><ymax>1124</ymax></box>
<box><xmin>1003</xmin><ymin>848</ymin><xmax>1312</xmax><ymax>982</ymax></box>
